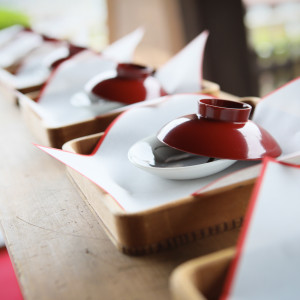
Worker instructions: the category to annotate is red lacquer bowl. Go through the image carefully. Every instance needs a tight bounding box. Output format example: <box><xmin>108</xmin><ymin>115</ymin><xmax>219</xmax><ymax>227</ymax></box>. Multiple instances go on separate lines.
<box><xmin>87</xmin><ymin>63</ymin><xmax>167</xmax><ymax>104</ymax></box>
<box><xmin>157</xmin><ymin>98</ymin><xmax>282</xmax><ymax>160</ymax></box>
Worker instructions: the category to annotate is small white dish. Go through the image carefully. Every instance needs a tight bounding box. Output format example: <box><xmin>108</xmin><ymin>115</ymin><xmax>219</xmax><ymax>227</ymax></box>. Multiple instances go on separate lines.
<box><xmin>128</xmin><ymin>135</ymin><xmax>236</xmax><ymax>180</ymax></box>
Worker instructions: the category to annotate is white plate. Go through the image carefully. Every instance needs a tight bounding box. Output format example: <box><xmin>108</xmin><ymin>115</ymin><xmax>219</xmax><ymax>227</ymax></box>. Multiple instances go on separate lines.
<box><xmin>128</xmin><ymin>135</ymin><xmax>236</xmax><ymax>180</ymax></box>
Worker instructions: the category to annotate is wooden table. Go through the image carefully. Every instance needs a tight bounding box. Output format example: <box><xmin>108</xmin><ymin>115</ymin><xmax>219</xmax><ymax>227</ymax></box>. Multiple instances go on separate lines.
<box><xmin>0</xmin><ymin>87</ymin><xmax>239</xmax><ymax>300</ymax></box>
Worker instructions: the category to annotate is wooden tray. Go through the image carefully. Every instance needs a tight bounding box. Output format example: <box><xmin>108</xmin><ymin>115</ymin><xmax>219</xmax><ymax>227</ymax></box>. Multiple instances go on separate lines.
<box><xmin>20</xmin><ymin>99</ymin><xmax>121</xmax><ymax>148</ymax></box>
<box><xmin>169</xmin><ymin>247</ymin><xmax>235</xmax><ymax>300</ymax></box>
<box><xmin>2</xmin><ymin>64</ymin><xmax>45</xmax><ymax>96</ymax></box>
<box><xmin>63</xmin><ymin>119</ymin><xmax>260</xmax><ymax>255</ymax></box>
<box><xmin>0</xmin><ymin>81</ymin><xmax>44</xmax><ymax>109</ymax></box>
<box><xmin>19</xmin><ymin>79</ymin><xmax>221</xmax><ymax>148</ymax></box>
<box><xmin>61</xmin><ymin>96</ymin><xmax>260</xmax><ymax>255</ymax></box>
<box><xmin>18</xmin><ymin>83</ymin><xmax>45</xmax><ymax>95</ymax></box>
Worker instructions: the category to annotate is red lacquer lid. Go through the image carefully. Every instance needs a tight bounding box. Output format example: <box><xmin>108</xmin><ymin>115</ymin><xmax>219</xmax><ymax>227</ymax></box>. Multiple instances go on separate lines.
<box><xmin>89</xmin><ymin>63</ymin><xmax>167</xmax><ymax>104</ymax></box>
<box><xmin>157</xmin><ymin>98</ymin><xmax>282</xmax><ymax>160</ymax></box>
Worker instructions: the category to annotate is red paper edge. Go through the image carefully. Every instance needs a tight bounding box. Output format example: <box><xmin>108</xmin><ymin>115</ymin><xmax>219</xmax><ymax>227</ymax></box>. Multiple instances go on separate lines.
<box><xmin>218</xmin><ymin>156</ymin><xmax>271</xmax><ymax>300</ymax></box>
<box><xmin>259</xmin><ymin>75</ymin><xmax>300</xmax><ymax>100</ymax></box>
<box><xmin>35</xmin><ymin>62</ymin><xmax>62</xmax><ymax>102</ymax></box>
<box><xmin>219</xmin><ymin>156</ymin><xmax>300</xmax><ymax>299</ymax></box>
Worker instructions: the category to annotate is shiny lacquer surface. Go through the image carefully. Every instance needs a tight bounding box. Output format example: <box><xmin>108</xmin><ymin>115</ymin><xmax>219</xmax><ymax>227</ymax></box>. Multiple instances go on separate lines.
<box><xmin>88</xmin><ymin>63</ymin><xmax>167</xmax><ymax>104</ymax></box>
<box><xmin>157</xmin><ymin>99</ymin><xmax>282</xmax><ymax>160</ymax></box>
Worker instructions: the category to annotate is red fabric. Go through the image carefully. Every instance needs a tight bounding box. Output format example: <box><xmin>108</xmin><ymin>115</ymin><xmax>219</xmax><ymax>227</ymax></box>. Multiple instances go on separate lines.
<box><xmin>0</xmin><ymin>248</ymin><xmax>23</xmax><ymax>300</ymax></box>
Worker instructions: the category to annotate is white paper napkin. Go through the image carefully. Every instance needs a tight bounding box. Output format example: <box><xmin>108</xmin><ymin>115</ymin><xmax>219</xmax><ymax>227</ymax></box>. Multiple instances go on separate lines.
<box><xmin>253</xmin><ymin>78</ymin><xmax>300</xmax><ymax>156</ymax></box>
<box><xmin>36</xmin><ymin>77</ymin><xmax>300</xmax><ymax>213</ymax></box>
<box><xmin>220</xmin><ymin>157</ymin><xmax>300</xmax><ymax>300</ymax></box>
<box><xmin>155</xmin><ymin>30</ymin><xmax>208</xmax><ymax>94</ymax></box>
<box><xmin>101</xmin><ymin>27</ymin><xmax>144</xmax><ymax>62</ymax></box>
<box><xmin>0</xmin><ymin>31</ymin><xmax>43</xmax><ymax>68</ymax></box>
<box><xmin>0</xmin><ymin>41</ymin><xmax>68</xmax><ymax>90</ymax></box>
<box><xmin>0</xmin><ymin>24</ymin><xmax>24</xmax><ymax>48</ymax></box>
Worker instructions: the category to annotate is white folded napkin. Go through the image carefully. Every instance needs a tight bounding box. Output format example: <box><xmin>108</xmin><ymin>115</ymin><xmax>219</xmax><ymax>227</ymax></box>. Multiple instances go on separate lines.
<box><xmin>0</xmin><ymin>30</ymin><xmax>43</xmax><ymax>68</ymax></box>
<box><xmin>0</xmin><ymin>24</ymin><xmax>24</xmax><ymax>48</ymax></box>
<box><xmin>0</xmin><ymin>41</ymin><xmax>68</xmax><ymax>89</ymax></box>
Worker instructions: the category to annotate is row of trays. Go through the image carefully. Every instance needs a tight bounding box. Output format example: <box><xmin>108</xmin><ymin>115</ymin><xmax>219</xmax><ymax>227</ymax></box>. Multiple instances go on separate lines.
<box><xmin>3</xmin><ymin>25</ymin><xmax>299</xmax><ymax>300</ymax></box>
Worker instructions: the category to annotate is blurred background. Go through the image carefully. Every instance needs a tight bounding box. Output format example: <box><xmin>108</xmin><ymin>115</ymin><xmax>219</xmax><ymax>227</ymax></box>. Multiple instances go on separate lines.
<box><xmin>0</xmin><ymin>0</ymin><xmax>299</xmax><ymax>97</ymax></box>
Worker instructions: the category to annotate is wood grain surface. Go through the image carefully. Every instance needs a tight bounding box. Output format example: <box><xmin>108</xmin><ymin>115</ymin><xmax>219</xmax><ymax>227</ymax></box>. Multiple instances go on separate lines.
<box><xmin>0</xmin><ymin>86</ymin><xmax>239</xmax><ymax>300</ymax></box>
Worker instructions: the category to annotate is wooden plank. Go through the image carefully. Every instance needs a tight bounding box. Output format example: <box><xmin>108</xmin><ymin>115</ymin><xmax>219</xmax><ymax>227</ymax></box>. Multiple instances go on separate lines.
<box><xmin>0</xmin><ymin>86</ymin><xmax>240</xmax><ymax>299</ymax></box>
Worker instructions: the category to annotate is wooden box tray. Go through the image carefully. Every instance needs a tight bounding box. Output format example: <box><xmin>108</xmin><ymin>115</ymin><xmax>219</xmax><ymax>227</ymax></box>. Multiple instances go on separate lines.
<box><xmin>170</xmin><ymin>247</ymin><xmax>235</xmax><ymax>300</ymax></box>
<box><xmin>63</xmin><ymin>119</ymin><xmax>261</xmax><ymax>255</ymax></box>
<box><xmin>18</xmin><ymin>79</ymin><xmax>221</xmax><ymax>148</ymax></box>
